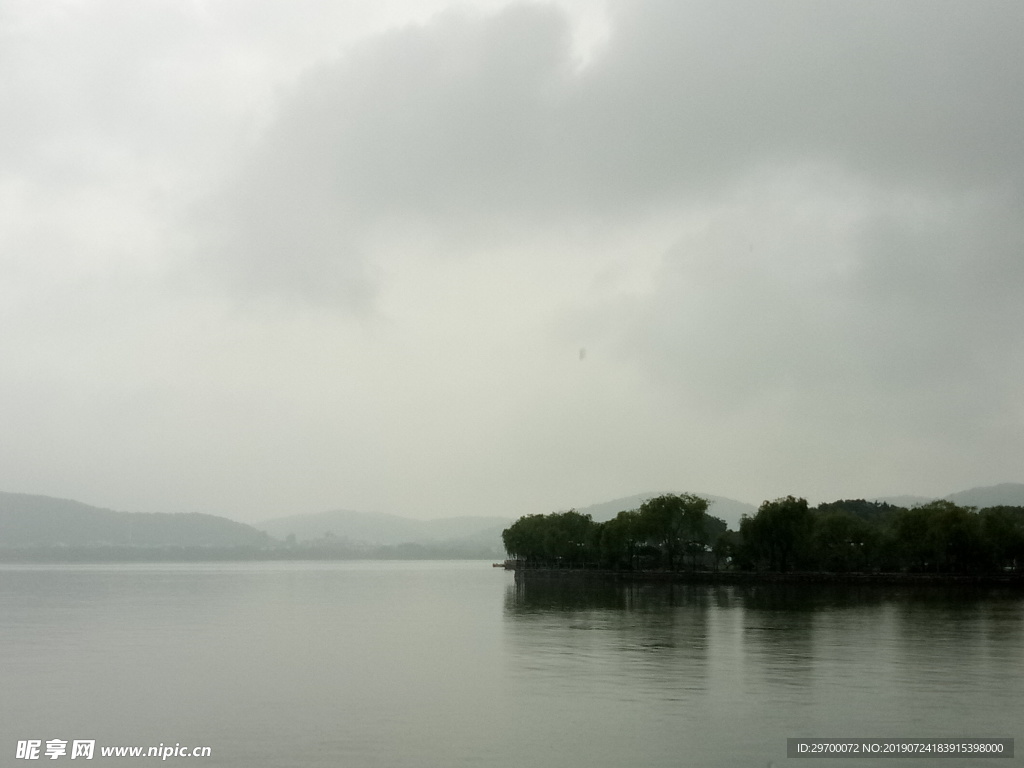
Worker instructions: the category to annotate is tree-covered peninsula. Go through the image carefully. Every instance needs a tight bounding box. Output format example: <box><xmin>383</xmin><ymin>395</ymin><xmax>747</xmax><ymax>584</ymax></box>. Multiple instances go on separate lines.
<box><xmin>502</xmin><ymin>494</ymin><xmax>1024</xmax><ymax>575</ymax></box>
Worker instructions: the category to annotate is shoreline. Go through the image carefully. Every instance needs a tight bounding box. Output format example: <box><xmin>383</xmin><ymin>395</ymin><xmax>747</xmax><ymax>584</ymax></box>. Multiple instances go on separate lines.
<box><xmin>0</xmin><ymin>548</ymin><xmax>500</xmax><ymax>564</ymax></box>
<box><xmin>511</xmin><ymin>567</ymin><xmax>1024</xmax><ymax>587</ymax></box>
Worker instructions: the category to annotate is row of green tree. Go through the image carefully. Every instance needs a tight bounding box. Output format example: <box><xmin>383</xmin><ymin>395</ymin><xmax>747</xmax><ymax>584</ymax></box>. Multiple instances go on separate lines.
<box><xmin>736</xmin><ymin>496</ymin><xmax>1024</xmax><ymax>573</ymax></box>
<box><xmin>502</xmin><ymin>494</ymin><xmax>1024</xmax><ymax>573</ymax></box>
<box><xmin>502</xmin><ymin>494</ymin><xmax>727</xmax><ymax>571</ymax></box>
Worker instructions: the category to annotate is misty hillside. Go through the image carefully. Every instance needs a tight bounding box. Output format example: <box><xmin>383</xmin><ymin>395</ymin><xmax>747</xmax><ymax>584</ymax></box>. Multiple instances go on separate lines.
<box><xmin>5</xmin><ymin>482</ymin><xmax>1020</xmax><ymax>556</ymax></box>
<box><xmin>945</xmin><ymin>483</ymin><xmax>1024</xmax><ymax>509</ymax></box>
<box><xmin>257</xmin><ymin>495</ymin><xmax>755</xmax><ymax>547</ymax></box>
<box><xmin>0</xmin><ymin>492</ymin><xmax>270</xmax><ymax>548</ymax></box>
<box><xmin>871</xmin><ymin>484</ymin><xmax>1024</xmax><ymax>510</ymax></box>
<box><xmin>573</xmin><ymin>492</ymin><xmax>756</xmax><ymax>530</ymax></box>
<box><xmin>257</xmin><ymin>509</ymin><xmax>511</xmax><ymax>547</ymax></box>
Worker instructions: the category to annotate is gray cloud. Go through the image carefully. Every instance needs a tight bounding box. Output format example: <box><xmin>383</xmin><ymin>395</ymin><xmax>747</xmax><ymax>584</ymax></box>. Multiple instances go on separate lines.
<box><xmin>2</xmin><ymin>0</ymin><xmax>1022</xmax><ymax>517</ymax></box>
<box><xmin>588</xmin><ymin>169</ymin><xmax>1024</xmax><ymax>499</ymax></box>
<box><xmin>585</xmin><ymin>0</ymin><xmax>1024</xmax><ymax>190</ymax></box>
<box><xmin>204</xmin><ymin>0</ymin><xmax>1024</xmax><ymax>303</ymax></box>
<box><xmin>198</xmin><ymin>4</ymin><xmax>578</xmax><ymax>305</ymax></box>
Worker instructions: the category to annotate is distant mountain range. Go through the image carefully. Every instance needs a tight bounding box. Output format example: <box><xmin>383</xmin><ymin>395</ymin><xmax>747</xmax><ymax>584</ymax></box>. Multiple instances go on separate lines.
<box><xmin>256</xmin><ymin>509</ymin><xmax>511</xmax><ymax>549</ymax></box>
<box><xmin>2</xmin><ymin>483</ymin><xmax>1022</xmax><ymax>560</ymax></box>
<box><xmin>0</xmin><ymin>491</ymin><xmax>269</xmax><ymax>548</ymax></box>
<box><xmin>0</xmin><ymin>492</ymin><xmax>509</xmax><ymax>559</ymax></box>
<box><xmin>873</xmin><ymin>483</ymin><xmax>1024</xmax><ymax>510</ymax></box>
<box><xmin>945</xmin><ymin>483</ymin><xmax>1024</xmax><ymax>508</ymax></box>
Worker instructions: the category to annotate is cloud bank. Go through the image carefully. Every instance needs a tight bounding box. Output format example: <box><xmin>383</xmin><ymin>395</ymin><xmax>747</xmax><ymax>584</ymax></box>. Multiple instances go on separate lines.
<box><xmin>1</xmin><ymin>0</ymin><xmax>1021</xmax><ymax>518</ymax></box>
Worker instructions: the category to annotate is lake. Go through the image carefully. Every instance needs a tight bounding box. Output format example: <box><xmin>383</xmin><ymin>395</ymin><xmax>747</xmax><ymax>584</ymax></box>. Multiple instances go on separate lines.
<box><xmin>1</xmin><ymin>561</ymin><xmax>1021</xmax><ymax>766</ymax></box>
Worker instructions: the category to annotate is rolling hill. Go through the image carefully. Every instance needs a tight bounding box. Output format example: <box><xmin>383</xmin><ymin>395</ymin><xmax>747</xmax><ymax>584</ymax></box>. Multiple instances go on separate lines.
<box><xmin>945</xmin><ymin>483</ymin><xmax>1024</xmax><ymax>509</ymax></box>
<box><xmin>4</xmin><ymin>481</ymin><xmax>1020</xmax><ymax>560</ymax></box>
<box><xmin>0</xmin><ymin>491</ymin><xmax>270</xmax><ymax>548</ymax></box>
<box><xmin>872</xmin><ymin>484</ymin><xmax>1024</xmax><ymax>510</ymax></box>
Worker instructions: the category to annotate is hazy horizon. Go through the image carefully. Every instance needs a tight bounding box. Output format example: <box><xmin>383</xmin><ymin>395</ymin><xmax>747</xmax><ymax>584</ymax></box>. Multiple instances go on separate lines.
<box><xmin>3</xmin><ymin>0</ymin><xmax>1022</xmax><ymax>523</ymax></box>
<box><xmin>5</xmin><ymin>483</ymin><xmax>1023</xmax><ymax>527</ymax></box>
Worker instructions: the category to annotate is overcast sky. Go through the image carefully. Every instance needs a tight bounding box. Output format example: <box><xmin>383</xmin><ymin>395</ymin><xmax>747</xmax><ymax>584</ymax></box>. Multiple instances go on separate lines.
<box><xmin>2</xmin><ymin>0</ymin><xmax>1022</xmax><ymax>523</ymax></box>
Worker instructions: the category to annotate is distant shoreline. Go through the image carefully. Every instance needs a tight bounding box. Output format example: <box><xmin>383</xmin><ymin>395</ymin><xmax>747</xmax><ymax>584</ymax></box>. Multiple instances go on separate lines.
<box><xmin>0</xmin><ymin>546</ymin><xmax>501</xmax><ymax>563</ymax></box>
<box><xmin>511</xmin><ymin>567</ymin><xmax>1024</xmax><ymax>587</ymax></box>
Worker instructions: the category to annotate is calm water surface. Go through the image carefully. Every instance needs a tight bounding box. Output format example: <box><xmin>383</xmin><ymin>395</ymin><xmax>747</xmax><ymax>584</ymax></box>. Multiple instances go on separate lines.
<box><xmin>1</xmin><ymin>561</ymin><xmax>1021</xmax><ymax>767</ymax></box>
